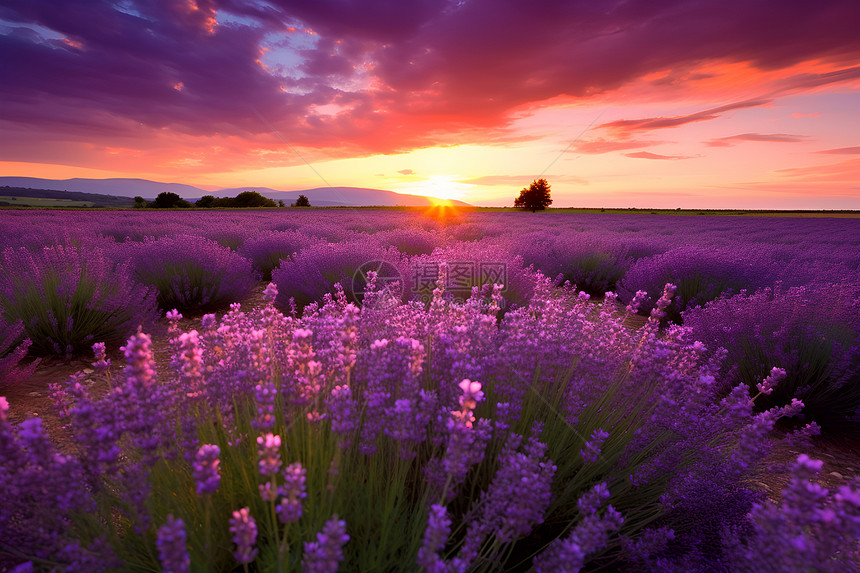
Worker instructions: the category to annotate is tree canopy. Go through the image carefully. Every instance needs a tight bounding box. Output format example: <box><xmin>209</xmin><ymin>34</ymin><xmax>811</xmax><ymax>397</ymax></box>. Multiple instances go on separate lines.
<box><xmin>294</xmin><ymin>195</ymin><xmax>311</xmax><ymax>207</ymax></box>
<box><xmin>194</xmin><ymin>191</ymin><xmax>277</xmax><ymax>208</ymax></box>
<box><xmin>150</xmin><ymin>192</ymin><xmax>192</xmax><ymax>208</ymax></box>
<box><xmin>514</xmin><ymin>179</ymin><xmax>552</xmax><ymax>212</ymax></box>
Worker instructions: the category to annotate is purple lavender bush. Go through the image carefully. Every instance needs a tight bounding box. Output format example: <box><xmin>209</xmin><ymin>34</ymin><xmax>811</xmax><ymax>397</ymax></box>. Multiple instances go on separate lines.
<box><xmin>373</xmin><ymin>228</ymin><xmax>445</xmax><ymax>256</ymax></box>
<box><xmin>272</xmin><ymin>236</ymin><xmax>410</xmax><ymax>310</ymax></box>
<box><xmin>0</xmin><ymin>317</ymin><xmax>38</xmax><ymax>387</ymax></box>
<box><xmin>238</xmin><ymin>230</ymin><xmax>319</xmax><ymax>280</ymax></box>
<box><xmin>2</xmin><ymin>275</ymin><xmax>855</xmax><ymax>571</ymax></box>
<box><xmin>415</xmin><ymin>240</ymin><xmax>537</xmax><ymax>309</ymax></box>
<box><xmin>119</xmin><ymin>235</ymin><xmax>257</xmax><ymax>311</ymax></box>
<box><xmin>683</xmin><ymin>282</ymin><xmax>860</xmax><ymax>427</ymax></box>
<box><xmin>514</xmin><ymin>231</ymin><xmax>632</xmax><ymax>295</ymax></box>
<box><xmin>0</xmin><ymin>245</ymin><xmax>158</xmax><ymax>358</ymax></box>
<box><xmin>618</xmin><ymin>245</ymin><xmax>776</xmax><ymax>322</ymax></box>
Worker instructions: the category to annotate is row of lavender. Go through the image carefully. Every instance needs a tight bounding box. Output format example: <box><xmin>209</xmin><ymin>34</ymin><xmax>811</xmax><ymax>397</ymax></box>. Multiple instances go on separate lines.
<box><xmin>2</xmin><ymin>210</ymin><xmax>858</xmax><ymax>426</ymax></box>
<box><xmin>3</xmin><ymin>277</ymin><xmax>858</xmax><ymax>571</ymax></box>
<box><xmin>0</xmin><ymin>209</ymin><xmax>859</xmax><ymax>570</ymax></box>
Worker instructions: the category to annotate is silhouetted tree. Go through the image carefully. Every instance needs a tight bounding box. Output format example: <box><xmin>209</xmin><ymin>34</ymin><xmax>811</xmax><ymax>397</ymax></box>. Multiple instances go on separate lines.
<box><xmin>151</xmin><ymin>192</ymin><xmax>192</xmax><ymax>208</ymax></box>
<box><xmin>133</xmin><ymin>196</ymin><xmax>147</xmax><ymax>208</ymax></box>
<box><xmin>278</xmin><ymin>200</ymin><xmax>285</xmax><ymax>208</ymax></box>
<box><xmin>195</xmin><ymin>195</ymin><xmax>215</xmax><ymax>208</ymax></box>
<box><xmin>295</xmin><ymin>195</ymin><xmax>311</xmax><ymax>207</ymax></box>
<box><xmin>514</xmin><ymin>179</ymin><xmax>552</xmax><ymax>212</ymax></box>
<box><xmin>234</xmin><ymin>191</ymin><xmax>277</xmax><ymax>208</ymax></box>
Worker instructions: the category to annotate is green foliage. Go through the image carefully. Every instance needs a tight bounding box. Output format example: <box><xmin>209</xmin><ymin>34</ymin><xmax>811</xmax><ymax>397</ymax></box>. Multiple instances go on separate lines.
<box><xmin>514</xmin><ymin>179</ymin><xmax>553</xmax><ymax>212</ymax></box>
<box><xmin>150</xmin><ymin>192</ymin><xmax>192</xmax><ymax>209</ymax></box>
<box><xmin>133</xmin><ymin>196</ymin><xmax>146</xmax><ymax>208</ymax></box>
<box><xmin>195</xmin><ymin>195</ymin><xmax>215</xmax><ymax>208</ymax></box>
<box><xmin>0</xmin><ymin>246</ymin><xmax>157</xmax><ymax>357</ymax></box>
<box><xmin>195</xmin><ymin>191</ymin><xmax>277</xmax><ymax>208</ymax></box>
<box><xmin>295</xmin><ymin>195</ymin><xmax>311</xmax><ymax>207</ymax></box>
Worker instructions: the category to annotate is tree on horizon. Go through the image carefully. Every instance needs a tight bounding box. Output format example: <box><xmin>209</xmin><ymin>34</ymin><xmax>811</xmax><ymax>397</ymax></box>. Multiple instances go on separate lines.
<box><xmin>514</xmin><ymin>179</ymin><xmax>552</xmax><ymax>212</ymax></box>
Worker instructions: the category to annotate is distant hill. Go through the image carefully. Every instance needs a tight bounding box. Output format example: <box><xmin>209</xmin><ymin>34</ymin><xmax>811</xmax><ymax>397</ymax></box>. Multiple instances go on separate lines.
<box><xmin>213</xmin><ymin>186</ymin><xmax>471</xmax><ymax>207</ymax></box>
<box><xmin>0</xmin><ymin>185</ymin><xmax>134</xmax><ymax>207</ymax></box>
<box><xmin>0</xmin><ymin>177</ymin><xmax>207</xmax><ymax>199</ymax></box>
<box><xmin>0</xmin><ymin>177</ymin><xmax>469</xmax><ymax>207</ymax></box>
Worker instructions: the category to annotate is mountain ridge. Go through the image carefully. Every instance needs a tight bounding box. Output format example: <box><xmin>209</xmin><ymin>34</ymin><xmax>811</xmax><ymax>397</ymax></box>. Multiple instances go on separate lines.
<box><xmin>0</xmin><ymin>177</ymin><xmax>470</xmax><ymax>207</ymax></box>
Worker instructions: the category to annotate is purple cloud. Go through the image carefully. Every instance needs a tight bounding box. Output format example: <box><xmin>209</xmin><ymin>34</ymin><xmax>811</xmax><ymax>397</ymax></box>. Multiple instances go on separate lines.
<box><xmin>599</xmin><ymin>99</ymin><xmax>771</xmax><ymax>136</ymax></box>
<box><xmin>706</xmin><ymin>133</ymin><xmax>812</xmax><ymax>147</ymax></box>
<box><xmin>1</xmin><ymin>0</ymin><xmax>859</xmax><ymax>159</ymax></box>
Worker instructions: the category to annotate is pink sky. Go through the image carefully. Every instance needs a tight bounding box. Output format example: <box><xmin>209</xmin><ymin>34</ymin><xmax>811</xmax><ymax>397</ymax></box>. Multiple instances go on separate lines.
<box><xmin>1</xmin><ymin>0</ymin><xmax>859</xmax><ymax>208</ymax></box>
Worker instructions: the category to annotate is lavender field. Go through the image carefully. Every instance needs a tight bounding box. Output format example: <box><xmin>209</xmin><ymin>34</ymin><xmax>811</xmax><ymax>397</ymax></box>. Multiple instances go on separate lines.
<box><xmin>1</xmin><ymin>209</ymin><xmax>859</xmax><ymax>572</ymax></box>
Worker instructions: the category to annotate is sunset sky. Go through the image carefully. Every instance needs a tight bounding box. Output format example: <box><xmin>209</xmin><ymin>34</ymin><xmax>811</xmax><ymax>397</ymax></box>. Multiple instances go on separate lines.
<box><xmin>1</xmin><ymin>0</ymin><xmax>859</xmax><ymax>208</ymax></box>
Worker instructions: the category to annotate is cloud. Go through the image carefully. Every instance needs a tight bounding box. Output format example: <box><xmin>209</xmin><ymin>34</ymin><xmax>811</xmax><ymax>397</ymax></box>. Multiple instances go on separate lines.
<box><xmin>775</xmin><ymin>158</ymin><xmax>860</xmax><ymax>182</ymax></box>
<box><xmin>459</xmin><ymin>174</ymin><xmax>588</xmax><ymax>186</ymax></box>
<box><xmin>598</xmin><ymin>99</ymin><xmax>772</xmax><ymax>137</ymax></box>
<box><xmin>396</xmin><ymin>169</ymin><xmax>415</xmax><ymax>175</ymax></box>
<box><xmin>791</xmin><ymin>112</ymin><xmax>821</xmax><ymax>118</ymax></box>
<box><xmin>815</xmin><ymin>146</ymin><xmax>860</xmax><ymax>155</ymax></box>
<box><xmin>706</xmin><ymin>133</ymin><xmax>812</xmax><ymax>147</ymax></box>
<box><xmin>571</xmin><ymin>139</ymin><xmax>661</xmax><ymax>154</ymax></box>
<box><xmin>625</xmin><ymin>151</ymin><xmax>697</xmax><ymax>160</ymax></box>
<box><xmin>1</xmin><ymin>0</ymin><xmax>860</xmax><ymax>162</ymax></box>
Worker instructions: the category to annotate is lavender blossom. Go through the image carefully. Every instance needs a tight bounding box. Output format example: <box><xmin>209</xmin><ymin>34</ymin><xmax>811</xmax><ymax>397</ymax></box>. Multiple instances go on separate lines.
<box><xmin>192</xmin><ymin>444</ymin><xmax>221</xmax><ymax>496</ymax></box>
<box><xmin>756</xmin><ymin>366</ymin><xmax>786</xmax><ymax>396</ymax></box>
<box><xmin>580</xmin><ymin>428</ymin><xmax>610</xmax><ymax>464</ymax></box>
<box><xmin>253</xmin><ymin>381</ymin><xmax>277</xmax><ymax>431</ymax></box>
<box><xmin>91</xmin><ymin>342</ymin><xmax>110</xmax><ymax>374</ymax></box>
<box><xmin>229</xmin><ymin>507</ymin><xmax>259</xmax><ymax>564</ymax></box>
<box><xmin>302</xmin><ymin>516</ymin><xmax>350</xmax><ymax>573</ymax></box>
<box><xmin>417</xmin><ymin>504</ymin><xmax>453</xmax><ymax>572</ymax></box>
<box><xmin>263</xmin><ymin>281</ymin><xmax>279</xmax><ymax>302</ymax></box>
<box><xmin>122</xmin><ymin>331</ymin><xmax>156</xmax><ymax>388</ymax></box>
<box><xmin>257</xmin><ymin>433</ymin><xmax>282</xmax><ymax>476</ymax></box>
<box><xmin>534</xmin><ymin>483</ymin><xmax>623</xmax><ymax>573</ymax></box>
<box><xmin>156</xmin><ymin>515</ymin><xmax>190</xmax><ymax>573</ymax></box>
<box><xmin>276</xmin><ymin>462</ymin><xmax>307</xmax><ymax>523</ymax></box>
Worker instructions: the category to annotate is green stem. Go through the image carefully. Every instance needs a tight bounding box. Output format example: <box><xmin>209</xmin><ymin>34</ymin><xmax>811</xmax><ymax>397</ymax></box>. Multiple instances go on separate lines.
<box><xmin>204</xmin><ymin>497</ymin><xmax>212</xmax><ymax>572</ymax></box>
<box><xmin>268</xmin><ymin>474</ymin><xmax>282</xmax><ymax>573</ymax></box>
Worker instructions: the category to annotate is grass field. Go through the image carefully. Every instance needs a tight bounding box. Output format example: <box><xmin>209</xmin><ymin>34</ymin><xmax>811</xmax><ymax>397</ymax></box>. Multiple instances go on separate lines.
<box><xmin>0</xmin><ymin>195</ymin><xmax>95</xmax><ymax>207</ymax></box>
<box><xmin>0</xmin><ymin>202</ymin><xmax>858</xmax><ymax>217</ymax></box>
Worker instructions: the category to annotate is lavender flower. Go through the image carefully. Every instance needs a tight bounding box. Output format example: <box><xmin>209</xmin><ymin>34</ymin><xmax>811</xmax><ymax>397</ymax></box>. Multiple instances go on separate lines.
<box><xmin>253</xmin><ymin>381</ymin><xmax>277</xmax><ymax>431</ymax></box>
<box><xmin>756</xmin><ymin>366</ymin><xmax>786</xmax><ymax>396</ymax></box>
<box><xmin>302</xmin><ymin>516</ymin><xmax>350</xmax><ymax>573</ymax></box>
<box><xmin>91</xmin><ymin>342</ymin><xmax>110</xmax><ymax>374</ymax></box>
<box><xmin>417</xmin><ymin>504</ymin><xmax>453</xmax><ymax>572</ymax></box>
<box><xmin>192</xmin><ymin>444</ymin><xmax>221</xmax><ymax>496</ymax></box>
<box><xmin>122</xmin><ymin>331</ymin><xmax>156</xmax><ymax>388</ymax></box>
<box><xmin>156</xmin><ymin>515</ymin><xmax>190</xmax><ymax>573</ymax></box>
<box><xmin>229</xmin><ymin>507</ymin><xmax>259</xmax><ymax>564</ymax></box>
<box><xmin>263</xmin><ymin>282</ymin><xmax>279</xmax><ymax>302</ymax></box>
<box><xmin>257</xmin><ymin>433</ymin><xmax>282</xmax><ymax>476</ymax></box>
<box><xmin>580</xmin><ymin>428</ymin><xmax>610</xmax><ymax>464</ymax></box>
<box><xmin>276</xmin><ymin>462</ymin><xmax>307</xmax><ymax>523</ymax></box>
<box><xmin>534</xmin><ymin>483</ymin><xmax>623</xmax><ymax>573</ymax></box>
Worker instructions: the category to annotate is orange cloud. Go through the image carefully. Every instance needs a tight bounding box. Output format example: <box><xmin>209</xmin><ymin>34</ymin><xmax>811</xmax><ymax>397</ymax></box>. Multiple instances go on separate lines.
<box><xmin>625</xmin><ymin>151</ymin><xmax>697</xmax><ymax>160</ymax></box>
<box><xmin>775</xmin><ymin>158</ymin><xmax>860</xmax><ymax>182</ymax></box>
<box><xmin>571</xmin><ymin>139</ymin><xmax>662</xmax><ymax>154</ymax></box>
